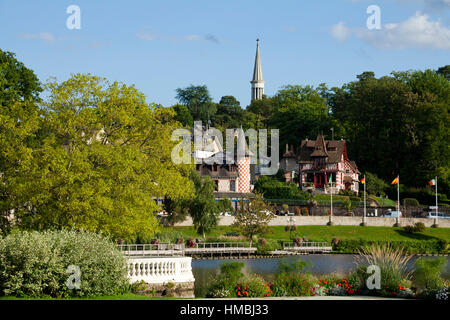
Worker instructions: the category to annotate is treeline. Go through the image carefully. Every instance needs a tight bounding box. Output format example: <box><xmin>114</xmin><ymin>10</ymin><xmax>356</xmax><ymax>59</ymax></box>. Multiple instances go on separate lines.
<box><xmin>172</xmin><ymin>67</ymin><xmax>450</xmax><ymax>198</ymax></box>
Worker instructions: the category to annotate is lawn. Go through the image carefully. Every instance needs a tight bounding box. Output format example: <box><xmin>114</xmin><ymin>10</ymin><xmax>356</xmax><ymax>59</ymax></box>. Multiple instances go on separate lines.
<box><xmin>166</xmin><ymin>225</ymin><xmax>450</xmax><ymax>243</ymax></box>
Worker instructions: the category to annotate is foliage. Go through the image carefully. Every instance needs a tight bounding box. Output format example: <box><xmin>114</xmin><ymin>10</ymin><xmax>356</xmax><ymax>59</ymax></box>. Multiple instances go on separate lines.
<box><xmin>414</xmin><ymin>257</ymin><xmax>447</xmax><ymax>291</ymax></box>
<box><xmin>175</xmin><ymin>85</ymin><xmax>216</xmax><ymax>122</ymax></box>
<box><xmin>403</xmin><ymin>222</ymin><xmax>425</xmax><ymax>234</ymax></box>
<box><xmin>0</xmin><ymin>229</ymin><xmax>128</xmax><ymax>297</ymax></box>
<box><xmin>3</xmin><ymin>73</ymin><xmax>194</xmax><ymax>241</ymax></box>
<box><xmin>333</xmin><ymin>239</ymin><xmax>448</xmax><ymax>254</ymax></box>
<box><xmin>235</xmin><ymin>276</ymin><xmax>268</xmax><ymax>298</ymax></box>
<box><xmin>170</xmin><ymin>104</ymin><xmax>193</xmax><ymax>127</ymax></box>
<box><xmin>363</xmin><ymin>172</ymin><xmax>389</xmax><ymax>197</ymax></box>
<box><xmin>271</xmin><ymin>273</ymin><xmax>317</xmax><ymax>297</ymax></box>
<box><xmin>231</xmin><ymin>193</ymin><xmax>274</xmax><ymax>246</ymax></box>
<box><xmin>188</xmin><ymin>170</ymin><xmax>219</xmax><ymax>239</ymax></box>
<box><xmin>254</xmin><ymin>176</ymin><xmax>306</xmax><ymax>200</ymax></box>
<box><xmin>354</xmin><ymin>244</ymin><xmax>413</xmax><ymax>295</ymax></box>
<box><xmin>403</xmin><ymin>198</ymin><xmax>420</xmax><ymax>207</ymax></box>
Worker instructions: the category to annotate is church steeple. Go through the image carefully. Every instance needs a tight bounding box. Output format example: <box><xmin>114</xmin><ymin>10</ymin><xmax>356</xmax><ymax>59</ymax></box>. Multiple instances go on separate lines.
<box><xmin>250</xmin><ymin>39</ymin><xmax>264</xmax><ymax>101</ymax></box>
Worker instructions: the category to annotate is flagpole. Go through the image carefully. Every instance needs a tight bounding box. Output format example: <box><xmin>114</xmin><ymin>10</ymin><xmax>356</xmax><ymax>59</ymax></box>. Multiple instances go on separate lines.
<box><xmin>397</xmin><ymin>175</ymin><xmax>400</xmax><ymax>226</ymax></box>
<box><xmin>435</xmin><ymin>176</ymin><xmax>438</xmax><ymax>226</ymax></box>
<box><xmin>363</xmin><ymin>174</ymin><xmax>366</xmax><ymax>224</ymax></box>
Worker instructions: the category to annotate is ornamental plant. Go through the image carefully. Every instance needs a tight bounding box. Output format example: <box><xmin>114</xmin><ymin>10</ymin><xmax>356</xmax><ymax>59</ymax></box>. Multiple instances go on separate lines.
<box><xmin>0</xmin><ymin>229</ymin><xmax>128</xmax><ymax>298</ymax></box>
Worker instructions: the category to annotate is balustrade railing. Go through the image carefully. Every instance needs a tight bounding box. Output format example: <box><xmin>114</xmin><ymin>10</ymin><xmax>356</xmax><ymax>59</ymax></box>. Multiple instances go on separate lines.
<box><xmin>127</xmin><ymin>256</ymin><xmax>195</xmax><ymax>284</ymax></box>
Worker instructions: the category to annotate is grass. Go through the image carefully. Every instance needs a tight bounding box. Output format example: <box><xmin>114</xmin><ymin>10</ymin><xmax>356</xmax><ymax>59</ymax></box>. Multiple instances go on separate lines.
<box><xmin>167</xmin><ymin>225</ymin><xmax>450</xmax><ymax>243</ymax></box>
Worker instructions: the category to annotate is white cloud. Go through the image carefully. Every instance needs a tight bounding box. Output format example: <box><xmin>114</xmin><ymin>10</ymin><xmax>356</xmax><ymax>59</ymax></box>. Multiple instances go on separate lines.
<box><xmin>355</xmin><ymin>12</ymin><xmax>450</xmax><ymax>50</ymax></box>
<box><xmin>137</xmin><ymin>32</ymin><xmax>157</xmax><ymax>41</ymax></box>
<box><xmin>331</xmin><ymin>21</ymin><xmax>351</xmax><ymax>42</ymax></box>
<box><xmin>20</xmin><ymin>32</ymin><xmax>55</xmax><ymax>43</ymax></box>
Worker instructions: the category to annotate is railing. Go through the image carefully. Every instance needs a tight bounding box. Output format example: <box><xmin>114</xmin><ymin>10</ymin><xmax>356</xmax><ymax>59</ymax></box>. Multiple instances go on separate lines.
<box><xmin>117</xmin><ymin>243</ymin><xmax>185</xmax><ymax>257</ymax></box>
<box><xmin>127</xmin><ymin>256</ymin><xmax>195</xmax><ymax>284</ymax></box>
<box><xmin>189</xmin><ymin>242</ymin><xmax>251</xmax><ymax>249</ymax></box>
<box><xmin>282</xmin><ymin>241</ymin><xmax>332</xmax><ymax>252</ymax></box>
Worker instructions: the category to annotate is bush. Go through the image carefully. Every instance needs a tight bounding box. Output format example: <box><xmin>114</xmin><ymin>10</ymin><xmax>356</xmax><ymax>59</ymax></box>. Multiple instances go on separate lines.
<box><xmin>272</xmin><ymin>273</ymin><xmax>316</xmax><ymax>297</ymax></box>
<box><xmin>301</xmin><ymin>208</ymin><xmax>309</xmax><ymax>216</ymax></box>
<box><xmin>404</xmin><ymin>198</ymin><xmax>420</xmax><ymax>207</ymax></box>
<box><xmin>235</xmin><ymin>275</ymin><xmax>268</xmax><ymax>298</ymax></box>
<box><xmin>294</xmin><ymin>207</ymin><xmax>301</xmax><ymax>216</ymax></box>
<box><xmin>414</xmin><ymin>257</ymin><xmax>447</xmax><ymax>291</ymax></box>
<box><xmin>0</xmin><ymin>229</ymin><xmax>128</xmax><ymax>298</ymax></box>
<box><xmin>284</xmin><ymin>225</ymin><xmax>296</xmax><ymax>232</ymax></box>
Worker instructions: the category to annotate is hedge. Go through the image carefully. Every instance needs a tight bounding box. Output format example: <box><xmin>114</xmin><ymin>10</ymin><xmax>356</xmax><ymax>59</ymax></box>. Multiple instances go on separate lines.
<box><xmin>332</xmin><ymin>239</ymin><xmax>448</xmax><ymax>254</ymax></box>
<box><xmin>0</xmin><ymin>229</ymin><xmax>129</xmax><ymax>298</ymax></box>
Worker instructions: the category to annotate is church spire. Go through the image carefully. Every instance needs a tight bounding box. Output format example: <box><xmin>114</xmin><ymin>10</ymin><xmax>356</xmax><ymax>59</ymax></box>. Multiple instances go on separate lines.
<box><xmin>250</xmin><ymin>39</ymin><xmax>265</xmax><ymax>101</ymax></box>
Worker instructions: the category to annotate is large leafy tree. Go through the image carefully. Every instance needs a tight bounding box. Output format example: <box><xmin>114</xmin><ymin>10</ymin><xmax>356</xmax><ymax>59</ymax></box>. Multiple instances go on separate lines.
<box><xmin>16</xmin><ymin>74</ymin><xmax>194</xmax><ymax>240</ymax></box>
<box><xmin>232</xmin><ymin>193</ymin><xmax>274</xmax><ymax>247</ymax></box>
<box><xmin>0</xmin><ymin>50</ymin><xmax>43</xmax><ymax>234</ymax></box>
<box><xmin>331</xmin><ymin>71</ymin><xmax>449</xmax><ymax>191</ymax></box>
<box><xmin>213</xmin><ymin>95</ymin><xmax>245</xmax><ymax>129</ymax></box>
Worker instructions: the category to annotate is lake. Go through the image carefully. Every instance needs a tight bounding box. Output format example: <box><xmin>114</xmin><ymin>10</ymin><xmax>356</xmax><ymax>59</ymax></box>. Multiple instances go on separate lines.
<box><xmin>191</xmin><ymin>255</ymin><xmax>450</xmax><ymax>297</ymax></box>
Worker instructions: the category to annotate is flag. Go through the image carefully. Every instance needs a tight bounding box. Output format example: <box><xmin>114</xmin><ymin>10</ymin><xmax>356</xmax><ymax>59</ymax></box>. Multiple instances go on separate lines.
<box><xmin>428</xmin><ymin>179</ymin><xmax>436</xmax><ymax>186</ymax></box>
<box><xmin>361</xmin><ymin>177</ymin><xmax>365</xmax><ymax>184</ymax></box>
<box><xmin>391</xmin><ymin>176</ymin><xmax>399</xmax><ymax>185</ymax></box>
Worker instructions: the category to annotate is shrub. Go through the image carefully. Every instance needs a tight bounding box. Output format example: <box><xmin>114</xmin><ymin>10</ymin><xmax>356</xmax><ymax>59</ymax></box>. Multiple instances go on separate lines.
<box><xmin>333</xmin><ymin>239</ymin><xmax>448</xmax><ymax>254</ymax></box>
<box><xmin>272</xmin><ymin>273</ymin><xmax>316</xmax><ymax>297</ymax></box>
<box><xmin>0</xmin><ymin>229</ymin><xmax>128</xmax><ymax>298</ymax></box>
<box><xmin>284</xmin><ymin>225</ymin><xmax>296</xmax><ymax>232</ymax></box>
<box><xmin>256</xmin><ymin>239</ymin><xmax>279</xmax><ymax>255</ymax></box>
<box><xmin>331</xmin><ymin>238</ymin><xmax>340</xmax><ymax>245</ymax></box>
<box><xmin>354</xmin><ymin>244</ymin><xmax>413</xmax><ymax>296</ymax></box>
<box><xmin>205</xmin><ymin>262</ymin><xmax>244</xmax><ymax>298</ymax></box>
<box><xmin>186</xmin><ymin>238</ymin><xmax>197</xmax><ymax>248</ymax></box>
<box><xmin>404</xmin><ymin>222</ymin><xmax>426</xmax><ymax>234</ymax></box>
<box><xmin>294</xmin><ymin>207</ymin><xmax>301</xmax><ymax>216</ymax></box>
<box><xmin>404</xmin><ymin>198</ymin><xmax>420</xmax><ymax>207</ymax></box>
<box><xmin>301</xmin><ymin>208</ymin><xmax>309</xmax><ymax>216</ymax></box>
<box><xmin>235</xmin><ymin>275</ymin><xmax>268</xmax><ymax>298</ymax></box>
<box><xmin>414</xmin><ymin>257</ymin><xmax>447</xmax><ymax>291</ymax></box>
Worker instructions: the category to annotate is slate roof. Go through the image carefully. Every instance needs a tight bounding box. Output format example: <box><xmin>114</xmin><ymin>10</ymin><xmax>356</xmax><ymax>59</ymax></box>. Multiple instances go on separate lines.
<box><xmin>298</xmin><ymin>134</ymin><xmax>348</xmax><ymax>164</ymax></box>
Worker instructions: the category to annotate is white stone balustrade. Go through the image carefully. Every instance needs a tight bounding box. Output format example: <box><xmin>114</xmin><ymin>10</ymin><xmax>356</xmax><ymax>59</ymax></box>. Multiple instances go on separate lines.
<box><xmin>127</xmin><ymin>256</ymin><xmax>195</xmax><ymax>284</ymax></box>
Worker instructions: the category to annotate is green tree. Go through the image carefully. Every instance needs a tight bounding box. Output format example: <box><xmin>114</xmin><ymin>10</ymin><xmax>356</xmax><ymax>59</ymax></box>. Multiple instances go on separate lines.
<box><xmin>331</xmin><ymin>70</ymin><xmax>449</xmax><ymax>189</ymax></box>
<box><xmin>171</xmin><ymin>104</ymin><xmax>193</xmax><ymax>127</ymax></box>
<box><xmin>175</xmin><ymin>85</ymin><xmax>217</xmax><ymax>122</ymax></box>
<box><xmin>188</xmin><ymin>170</ymin><xmax>219</xmax><ymax>239</ymax></box>
<box><xmin>0</xmin><ymin>50</ymin><xmax>43</xmax><ymax>235</ymax></box>
<box><xmin>436</xmin><ymin>65</ymin><xmax>450</xmax><ymax>80</ymax></box>
<box><xmin>232</xmin><ymin>193</ymin><xmax>274</xmax><ymax>247</ymax></box>
<box><xmin>269</xmin><ymin>85</ymin><xmax>332</xmax><ymax>150</ymax></box>
<box><xmin>16</xmin><ymin>74</ymin><xmax>194</xmax><ymax>240</ymax></box>
<box><xmin>0</xmin><ymin>49</ymin><xmax>42</xmax><ymax>105</ymax></box>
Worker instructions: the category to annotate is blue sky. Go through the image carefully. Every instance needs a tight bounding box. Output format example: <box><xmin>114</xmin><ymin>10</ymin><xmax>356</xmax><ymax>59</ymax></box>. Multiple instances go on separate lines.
<box><xmin>1</xmin><ymin>0</ymin><xmax>449</xmax><ymax>107</ymax></box>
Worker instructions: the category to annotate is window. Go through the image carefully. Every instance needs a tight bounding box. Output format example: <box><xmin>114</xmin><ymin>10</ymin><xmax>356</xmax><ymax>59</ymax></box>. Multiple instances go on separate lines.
<box><xmin>230</xmin><ymin>180</ymin><xmax>236</xmax><ymax>192</ymax></box>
